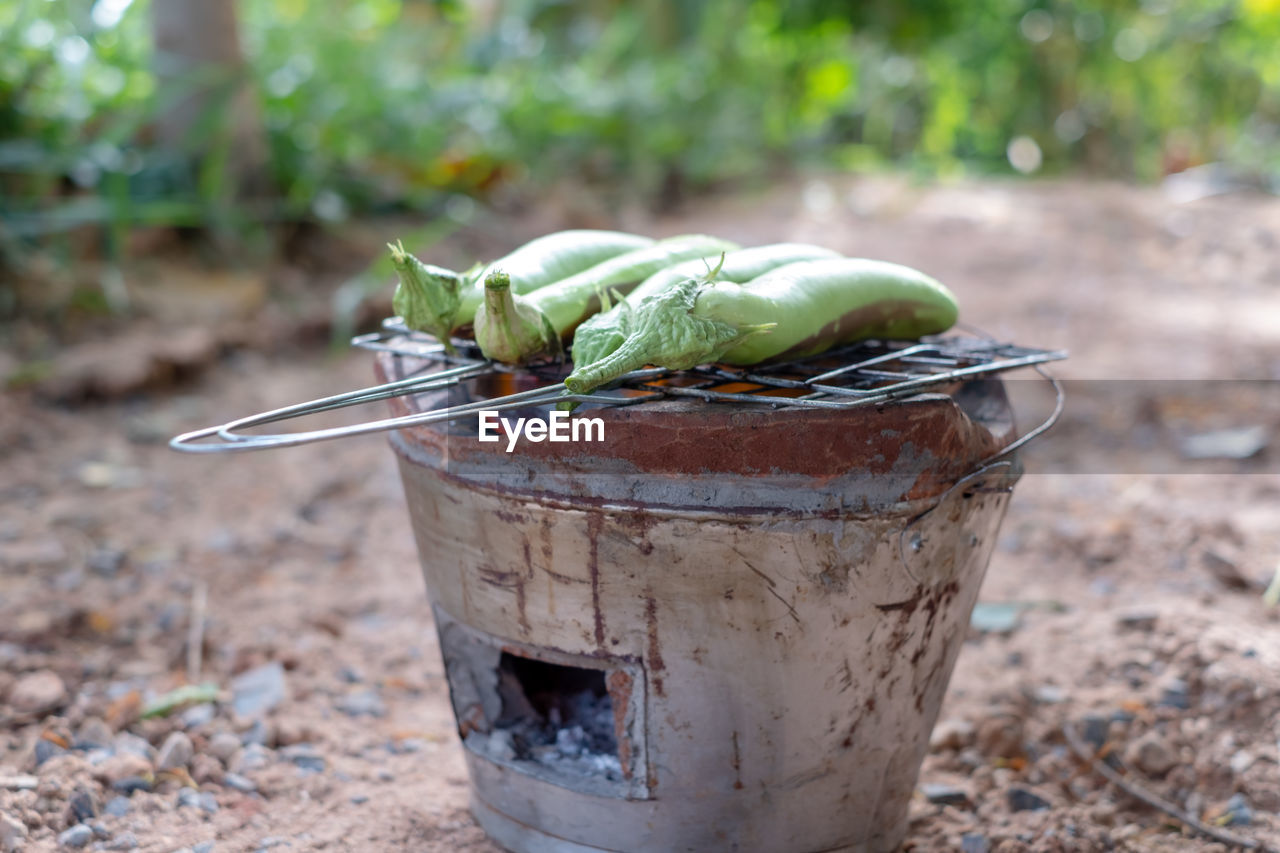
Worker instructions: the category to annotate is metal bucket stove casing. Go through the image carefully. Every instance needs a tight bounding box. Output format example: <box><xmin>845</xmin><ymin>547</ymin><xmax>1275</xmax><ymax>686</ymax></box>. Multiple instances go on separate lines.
<box><xmin>381</xmin><ymin>355</ymin><xmax>1020</xmax><ymax>853</ymax></box>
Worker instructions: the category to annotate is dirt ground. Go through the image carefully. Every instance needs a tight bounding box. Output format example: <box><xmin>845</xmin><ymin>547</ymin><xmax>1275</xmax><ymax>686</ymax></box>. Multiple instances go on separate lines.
<box><xmin>2</xmin><ymin>175</ymin><xmax>1279</xmax><ymax>852</ymax></box>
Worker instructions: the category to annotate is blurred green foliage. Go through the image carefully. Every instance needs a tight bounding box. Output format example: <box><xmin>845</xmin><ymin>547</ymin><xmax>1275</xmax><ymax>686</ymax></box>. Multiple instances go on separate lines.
<box><xmin>2</xmin><ymin>0</ymin><xmax>1278</xmax><ymax>258</ymax></box>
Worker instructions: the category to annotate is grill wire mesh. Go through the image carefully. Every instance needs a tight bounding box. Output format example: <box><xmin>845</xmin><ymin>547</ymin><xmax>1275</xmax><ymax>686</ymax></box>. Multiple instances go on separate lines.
<box><xmin>355</xmin><ymin>317</ymin><xmax>1065</xmax><ymax>412</ymax></box>
<box><xmin>171</xmin><ymin>317</ymin><xmax>1065</xmax><ymax>453</ymax></box>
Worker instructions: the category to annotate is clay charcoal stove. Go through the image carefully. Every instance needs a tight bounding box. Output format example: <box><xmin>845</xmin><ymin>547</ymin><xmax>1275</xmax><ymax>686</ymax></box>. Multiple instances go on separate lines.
<box><xmin>174</xmin><ymin>322</ymin><xmax>1064</xmax><ymax>853</ymax></box>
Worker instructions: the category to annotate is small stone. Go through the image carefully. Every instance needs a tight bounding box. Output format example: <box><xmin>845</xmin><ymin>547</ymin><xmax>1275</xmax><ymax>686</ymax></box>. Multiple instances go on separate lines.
<box><xmin>1032</xmin><ymin>685</ymin><xmax>1067</xmax><ymax>704</ymax></box>
<box><xmin>976</xmin><ymin>716</ymin><xmax>1024</xmax><ymax>759</ymax></box>
<box><xmin>1180</xmin><ymin>426</ymin><xmax>1268</xmax><ymax>461</ymax></box>
<box><xmin>920</xmin><ymin>782</ymin><xmax>970</xmax><ymax>807</ymax></box>
<box><xmin>97</xmin><ymin>752</ymin><xmax>151</xmax><ymax>786</ymax></box>
<box><xmin>240</xmin><ymin>719</ymin><xmax>273</xmax><ymax>747</ymax></box>
<box><xmin>1007</xmin><ymin>786</ymin><xmax>1050</xmax><ymax>812</ymax></box>
<box><xmin>960</xmin><ymin>834</ymin><xmax>989</xmax><ymax>853</ymax></box>
<box><xmin>1088</xmin><ymin>577</ymin><xmax>1117</xmax><ymax>597</ymax></box>
<box><xmin>349</xmin><ymin>794</ymin><xmax>369</xmax><ymax>805</ymax></box>
<box><xmin>335</xmin><ymin>689</ymin><xmax>386</xmax><ymax>718</ymax></box>
<box><xmin>35</xmin><ymin>737</ymin><xmax>68</xmax><ymax>766</ymax></box>
<box><xmin>230</xmin><ymin>743</ymin><xmax>271</xmax><ymax>775</ymax></box>
<box><xmin>74</xmin><ymin>717</ymin><xmax>114</xmax><ymax>750</ymax></box>
<box><xmin>111</xmin><ymin>733</ymin><xmax>153</xmax><ymax>760</ymax></box>
<box><xmin>389</xmin><ymin>738</ymin><xmax>425</xmax><ymax>755</ymax></box>
<box><xmin>176</xmin><ymin>787</ymin><xmax>201</xmax><ymax>810</ymax></box>
<box><xmin>0</xmin><ymin>774</ymin><xmax>39</xmax><ymax>790</ymax></box>
<box><xmin>57</xmin><ymin>824</ymin><xmax>94</xmax><ymax>849</ymax></box>
<box><xmin>10</xmin><ymin>670</ymin><xmax>67</xmax><ymax>715</ymax></box>
<box><xmin>1229</xmin><ymin>749</ymin><xmax>1256</xmax><ymax>774</ymax></box>
<box><xmin>231</xmin><ymin>663</ymin><xmax>286</xmax><ymax>719</ymax></box>
<box><xmin>1222</xmin><ymin>793</ymin><xmax>1253</xmax><ymax>826</ymax></box>
<box><xmin>87</xmin><ymin>548</ymin><xmax>126</xmax><ymax>578</ymax></box>
<box><xmin>197</xmin><ymin>792</ymin><xmax>218</xmax><ymax>814</ymax></box>
<box><xmin>68</xmin><ymin>785</ymin><xmax>99</xmax><ymax>821</ymax></box>
<box><xmin>969</xmin><ymin>602</ymin><xmax>1023</xmax><ymax>633</ymax></box>
<box><xmin>929</xmin><ymin>719</ymin><xmax>975</xmax><ymax>752</ymax></box>
<box><xmin>0</xmin><ymin>537</ymin><xmax>67</xmax><ymax>569</ymax></box>
<box><xmin>222</xmin><ymin>773</ymin><xmax>257</xmax><ymax>793</ymax></box>
<box><xmin>1157</xmin><ymin>678</ymin><xmax>1191</xmax><ymax>710</ymax></box>
<box><xmin>103</xmin><ymin>796</ymin><xmax>132</xmax><ymax>817</ymax></box>
<box><xmin>156</xmin><ymin>732</ymin><xmax>194</xmax><ymax>771</ymax></box>
<box><xmin>338</xmin><ymin>667</ymin><xmax>362</xmax><ymax>684</ymax></box>
<box><xmin>1115</xmin><ymin>610</ymin><xmax>1158</xmax><ymax>632</ymax></box>
<box><xmin>193</xmin><ymin>843</ymin><xmax>215</xmax><ymax>853</ymax></box>
<box><xmin>110</xmin><ymin>776</ymin><xmax>153</xmax><ymax>796</ymax></box>
<box><xmin>1078</xmin><ymin>713</ymin><xmax>1110</xmax><ymax>749</ymax></box>
<box><xmin>180</xmin><ymin>703</ymin><xmax>216</xmax><ymax>730</ymax></box>
<box><xmin>280</xmin><ymin>744</ymin><xmax>325</xmax><ymax>772</ymax></box>
<box><xmin>106</xmin><ymin>833</ymin><xmax>138</xmax><ymax>851</ymax></box>
<box><xmin>208</xmin><ymin>732</ymin><xmax>242</xmax><ymax>764</ymax></box>
<box><xmin>273</xmin><ymin>719</ymin><xmax>311</xmax><ymax>747</ymax></box>
<box><xmin>1</xmin><ymin>813</ymin><xmax>27</xmax><ymax>852</ymax></box>
<box><xmin>1124</xmin><ymin>731</ymin><xmax>1177</xmax><ymax>778</ymax></box>
<box><xmin>85</xmin><ymin>747</ymin><xmax>114</xmax><ymax>766</ymax></box>
<box><xmin>89</xmin><ymin>823</ymin><xmax>109</xmax><ymax>840</ymax></box>
<box><xmin>190</xmin><ymin>753</ymin><xmax>224</xmax><ymax>785</ymax></box>
<box><xmin>54</xmin><ymin>568</ymin><xmax>85</xmax><ymax>591</ymax></box>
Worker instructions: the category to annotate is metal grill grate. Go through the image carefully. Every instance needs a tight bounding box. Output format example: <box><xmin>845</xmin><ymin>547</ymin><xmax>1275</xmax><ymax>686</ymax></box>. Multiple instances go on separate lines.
<box><xmin>170</xmin><ymin>317</ymin><xmax>1065</xmax><ymax>453</ymax></box>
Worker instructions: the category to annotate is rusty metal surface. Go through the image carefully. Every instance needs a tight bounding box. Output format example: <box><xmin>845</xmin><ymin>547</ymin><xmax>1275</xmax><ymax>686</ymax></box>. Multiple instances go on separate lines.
<box><xmin>377</xmin><ymin>352</ymin><xmax>1016</xmax><ymax>515</ymax></box>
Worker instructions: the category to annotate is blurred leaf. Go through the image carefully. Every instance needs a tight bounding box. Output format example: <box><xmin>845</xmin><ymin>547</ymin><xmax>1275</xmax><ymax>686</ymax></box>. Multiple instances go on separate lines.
<box><xmin>141</xmin><ymin>683</ymin><xmax>222</xmax><ymax>719</ymax></box>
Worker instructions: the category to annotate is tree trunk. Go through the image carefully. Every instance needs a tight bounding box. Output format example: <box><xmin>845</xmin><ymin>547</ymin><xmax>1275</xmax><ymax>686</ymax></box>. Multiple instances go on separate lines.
<box><xmin>150</xmin><ymin>0</ymin><xmax>266</xmax><ymax>196</ymax></box>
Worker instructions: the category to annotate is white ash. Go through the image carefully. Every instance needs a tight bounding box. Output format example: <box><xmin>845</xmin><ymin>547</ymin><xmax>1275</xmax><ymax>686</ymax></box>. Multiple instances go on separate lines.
<box><xmin>471</xmin><ymin>688</ymin><xmax>623</xmax><ymax>781</ymax></box>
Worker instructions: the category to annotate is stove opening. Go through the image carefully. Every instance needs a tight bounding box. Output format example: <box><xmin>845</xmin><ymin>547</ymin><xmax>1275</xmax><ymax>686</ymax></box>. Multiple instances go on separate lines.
<box><xmin>489</xmin><ymin>652</ymin><xmax>622</xmax><ymax>780</ymax></box>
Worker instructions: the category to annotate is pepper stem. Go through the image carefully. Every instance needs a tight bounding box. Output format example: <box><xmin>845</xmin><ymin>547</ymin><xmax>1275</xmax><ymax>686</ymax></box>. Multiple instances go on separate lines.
<box><xmin>474</xmin><ymin>270</ymin><xmax>560</xmax><ymax>364</ymax></box>
<box><xmin>389</xmin><ymin>240</ymin><xmax>462</xmax><ymax>354</ymax></box>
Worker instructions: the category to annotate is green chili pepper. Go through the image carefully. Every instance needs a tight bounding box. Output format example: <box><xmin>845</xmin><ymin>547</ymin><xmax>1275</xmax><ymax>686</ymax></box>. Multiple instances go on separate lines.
<box><xmin>473</xmin><ymin>234</ymin><xmax>738</xmax><ymax>364</ymax></box>
<box><xmin>563</xmin><ymin>258</ymin><xmax>959</xmax><ymax>394</ymax></box>
<box><xmin>390</xmin><ymin>230</ymin><xmax>655</xmax><ymax>346</ymax></box>
<box><xmin>570</xmin><ymin>242</ymin><xmax>840</xmax><ymax>368</ymax></box>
